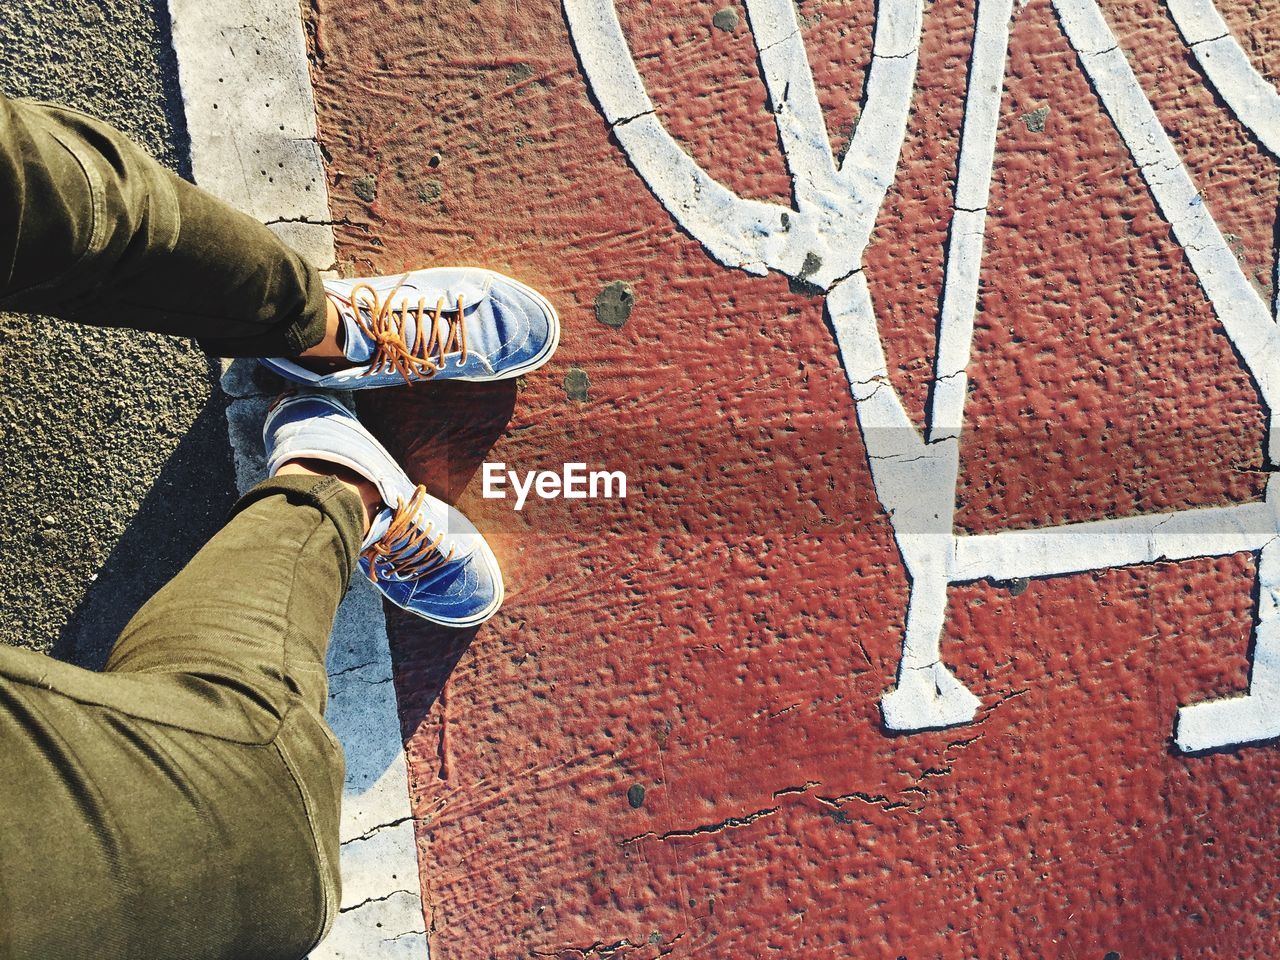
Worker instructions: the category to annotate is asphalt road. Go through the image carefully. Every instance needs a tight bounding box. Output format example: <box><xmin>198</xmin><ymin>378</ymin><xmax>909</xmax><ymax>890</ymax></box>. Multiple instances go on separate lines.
<box><xmin>0</xmin><ymin>0</ymin><xmax>235</xmax><ymax>665</ymax></box>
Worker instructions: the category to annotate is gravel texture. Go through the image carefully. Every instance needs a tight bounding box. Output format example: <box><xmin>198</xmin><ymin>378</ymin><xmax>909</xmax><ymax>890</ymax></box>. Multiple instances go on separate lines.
<box><xmin>0</xmin><ymin>0</ymin><xmax>235</xmax><ymax>665</ymax></box>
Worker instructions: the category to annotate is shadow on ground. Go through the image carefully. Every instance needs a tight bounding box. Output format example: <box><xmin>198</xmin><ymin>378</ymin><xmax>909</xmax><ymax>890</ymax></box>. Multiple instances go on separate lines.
<box><xmin>359</xmin><ymin>380</ymin><xmax>519</xmax><ymax>742</ymax></box>
<box><xmin>53</xmin><ymin>372</ymin><xmax>236</xmax><ymax>669</ymax></box>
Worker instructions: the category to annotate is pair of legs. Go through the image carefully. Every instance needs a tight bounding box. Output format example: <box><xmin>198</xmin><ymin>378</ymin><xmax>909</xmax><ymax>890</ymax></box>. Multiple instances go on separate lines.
<box><xmin>0</xmin><ymin>95</ymin><xmax>369</xmax><ymax>958</ymax></box>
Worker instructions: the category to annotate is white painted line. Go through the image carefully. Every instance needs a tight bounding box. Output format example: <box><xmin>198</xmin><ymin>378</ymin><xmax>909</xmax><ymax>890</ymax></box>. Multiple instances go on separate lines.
<box><xmin>747</xmin><ymin>0</ymin><xmax>842</xmax><ymax>216</ymax></box>
<box><xmin>165</xmin><ymin>0</ymin><xmax>428</xmax><ymax>955</ymax></box>
<box><xmin>928</xmin><ymin>0</ymin><xmax>1014</xmax><ymax>441</ymax></box>
<box><xmin>951</xmin><ymin>500</ymin><xmax>1280</xmax><ymax>582</ymax></box>
<box><xmin>1166</xmin><ymin>0</ymin><xmax>1280</xmax><ymax>321</ymax></box>
<box><xmin>1056</xmin><ymin>0</ymin><xmax>1280</xmax><ymax>459</ymax></box>
<box><xmin>570</xmin><ymin>0</ymin><xmax>1280</xmax><ymax>748</ymax></box>
<box><xmin>1167</xmin><ymin>0</ymin><xmax>1280</xmax><ymax>160</ymax></box>
<box><xmin>563</xmin><ymin>0</ymin><xmax>924</xmax><ymax>287</ymax></box>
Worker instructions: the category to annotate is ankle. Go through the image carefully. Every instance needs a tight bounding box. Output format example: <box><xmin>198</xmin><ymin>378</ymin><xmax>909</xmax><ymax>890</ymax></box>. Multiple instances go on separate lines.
<box><xmin>277</xmin><ymin>458</ymin><xmax>383</xmax><ymax>534</ymax></box>
<box><xmin>296</xmin><ymin>298</ymin><xmax>347</xmax><ymax>371</ymax></box>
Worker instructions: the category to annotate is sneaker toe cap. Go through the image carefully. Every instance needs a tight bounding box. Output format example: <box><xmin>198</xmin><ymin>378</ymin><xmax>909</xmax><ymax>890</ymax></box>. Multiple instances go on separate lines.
<box><xmin>365</xmin><ymin>543</ymin><xmax>503</xmax><ymax>627</ymax></box>
<box><xmin>478</xmin><ymin>277</ymin><xmax>558</xmax><ymax>372</ymax></box>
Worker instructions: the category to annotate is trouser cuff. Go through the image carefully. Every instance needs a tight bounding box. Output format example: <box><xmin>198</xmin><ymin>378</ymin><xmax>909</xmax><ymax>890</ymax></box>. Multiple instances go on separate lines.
<box><xmin>195</xmin><ymin>250</ymin><xmax>329</xmax><ymax>358</ymax></box>
<box><xmin>233</xmin><ymin>473</ymin><xmax>365</xmax><ymax>584</ymax></box>
<box><xmin>283</xmin><ymin>265</ymin><xmax>330</xmax><ymax>354</ymax></box>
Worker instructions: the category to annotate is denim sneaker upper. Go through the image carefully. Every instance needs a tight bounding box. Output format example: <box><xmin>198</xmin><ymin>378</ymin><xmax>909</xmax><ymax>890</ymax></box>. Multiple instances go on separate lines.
<box><xmin>261</xmin><ymin>267</ymin><xmax>559</xmax><ymax>390</ymax></box>
<box><xmin>263</xmin><ymin>392</ymin><xmax>504</xmax><ymax>626</ymax></box>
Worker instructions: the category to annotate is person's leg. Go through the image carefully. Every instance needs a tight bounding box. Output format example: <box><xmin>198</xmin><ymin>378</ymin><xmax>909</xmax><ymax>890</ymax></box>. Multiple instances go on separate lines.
<box><xmin>0</xmin><ymin>473</ymin><xmax>365</xmax><ymax>960</ymax></box>
<box><xmin>0</xmin><ymin>92</ymin><xmax>559</xmax><ymax>376</ymax></box>
<box><xmin>0</xmin><ymin>90</ymin><xmax>378</xmax><ymax>958</ymax></box>
<box><xmin>0</xmin><ymin>92</ymin><xmax>328</xmax><ymax>356</ymax></box>
<box><xmin>0</xmin><ymin>91</ymin><xmax>535</xmax><ymax>957</ymax></box>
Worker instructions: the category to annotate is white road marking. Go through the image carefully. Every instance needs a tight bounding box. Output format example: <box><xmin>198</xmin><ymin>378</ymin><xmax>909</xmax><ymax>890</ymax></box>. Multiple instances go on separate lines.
<box><xmin>567</xmin><ymin>0</ymin><xmax>1280</xmax><ymax>750</ymax></box>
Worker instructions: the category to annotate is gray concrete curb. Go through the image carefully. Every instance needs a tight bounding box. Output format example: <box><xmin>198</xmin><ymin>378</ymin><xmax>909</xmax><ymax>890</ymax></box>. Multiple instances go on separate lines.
<box><xmin>165</xmin><ymin>0</ymin><xmax>428</xmax><ymax>955</ymax></box>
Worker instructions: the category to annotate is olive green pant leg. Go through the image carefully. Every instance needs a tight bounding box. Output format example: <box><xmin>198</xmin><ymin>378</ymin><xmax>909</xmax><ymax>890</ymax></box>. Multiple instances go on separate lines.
<box><xmin>0</xmin><ymin>93</ymin><xmax>362</xmax><ymax>958</ymax></box>
<box><xmin>0</xmin><ymin>92</ymin><xmax>329</xmax><ymax>356</ymax></box>
<box><xmin>0</xmin><ymin>474</ymin><xmax>365</xmax><ymax>960</ymax></box>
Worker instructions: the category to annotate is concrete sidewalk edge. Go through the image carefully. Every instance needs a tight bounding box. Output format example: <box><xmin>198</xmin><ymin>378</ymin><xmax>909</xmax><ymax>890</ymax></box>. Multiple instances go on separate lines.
<box><xmin>164</xmin><ymin>0</ymin><xmax>428</xmax><ymax>955</ymax></box>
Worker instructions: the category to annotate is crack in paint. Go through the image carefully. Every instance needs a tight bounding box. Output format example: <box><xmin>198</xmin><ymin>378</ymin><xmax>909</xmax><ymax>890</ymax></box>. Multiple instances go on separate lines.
<box><xmin>347</xmin><ymin>673</ymin><xmax>394</xmax><ymax>687</ymax></box>
<box><xmin>872</xmin><ymin>48</ymin><xmax>920</xmax><ymax>61</ymax></box>
<box><xmin>532</xmin><ymin>937</ymin><xmax>644</xmax><ymax>957</ymax></box>
<box><xmin>327</xmin><ymin>658</ymin><xmax>380</xmax><ymax>681</ymax></box>
<box><xmin>382</xmin><ymin>928</ymin><xmax>428</xmax><ymax>943</ymax></box>
<box><xmin>619</xmin><ymin>804</ymin><xmax>780</xmax><ymax>846</ymax></box>
<box><xmin>867</xmin><ymin>452</ymin><xmax>932</xmax><ymax>463</ymax></box>
<box><xmin>609</xmin><ymin>109</ymin><xmax>654</xmax><ymax>129</ymax></box>
<box><xmin>852</xmin><ymin>631</ymin><xmax>875</xmax><ymax>667</ymax></box>
<box><xmin>772</xmin><ymin>780</ymin><xmax>821</xmax><ymax>799</ymax></box>
<box><xmin>265</xmin><ymin>214</ymin><xmax>353</xmax><ymax>226</ymax></box>
<box><xmin>817</xmin><ymin>790</ymin><xmax>911</xmax><ymax>812</ymax></box>
<box><xmin>757</xmin><ymin>28</ymin><xmax>800</xmax><ymax>55</ymax></box>
<box><xmin>340</xmin><ymin>814</ymin><xmax>414</xmax><ymax>847</ymax></box>
<box><xmin>340</xmin><ymin>888</ymin><xmax>417</xmax><ymax>914</ymax></box>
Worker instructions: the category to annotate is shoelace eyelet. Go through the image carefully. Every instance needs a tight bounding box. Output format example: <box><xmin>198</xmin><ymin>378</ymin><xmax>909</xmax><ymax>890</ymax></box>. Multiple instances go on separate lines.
<box><xmin>331</xmin><ymin>276</ymin><xmax>470</xmax><ymax>386</ymax></box>
<box><xmin>361</xmin><ymin>486</ymin><xmax>457</xmax><ymax>584</ymax></box>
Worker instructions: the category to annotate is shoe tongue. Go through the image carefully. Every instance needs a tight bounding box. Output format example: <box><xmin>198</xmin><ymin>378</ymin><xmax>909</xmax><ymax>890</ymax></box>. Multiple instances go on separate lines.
<box><xmin>340</xmin><ymin>299</ymin><xmax>426</xmax><ymax>365</ymax></box>
<box><xmin>361</xmin><ymin>508</ymin><xmax>393</xmax><ymax>551</ymax></box>
<box><xmin>339</xmin><ymin>302</ymin><xmax>375</xmax><ymax>363</ymax></box>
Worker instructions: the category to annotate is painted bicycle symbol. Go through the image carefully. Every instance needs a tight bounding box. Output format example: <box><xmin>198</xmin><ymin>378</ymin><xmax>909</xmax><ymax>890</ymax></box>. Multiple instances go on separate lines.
<box><xmin>565</xmin><ymin>0</ymin><xmax>1280</xmax><ymax>752</ymax></box>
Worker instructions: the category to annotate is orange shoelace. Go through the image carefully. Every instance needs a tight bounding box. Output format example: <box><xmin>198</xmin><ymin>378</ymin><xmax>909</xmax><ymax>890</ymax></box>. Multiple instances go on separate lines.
<box><xmin>331</xmin><ymin>278</ymin><xmax>469</xmax><ymax>385</ymax></box>
<box><xmin>361</xmin><ymin>485</ymin><xmax>456</xmax><ymax>584</ymax></box>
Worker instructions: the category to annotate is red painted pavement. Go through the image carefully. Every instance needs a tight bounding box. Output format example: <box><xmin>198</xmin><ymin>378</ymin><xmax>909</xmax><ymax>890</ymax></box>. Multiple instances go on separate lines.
<box><xmin>305</xmin><ymin>0</ymin><xmax>1280</xmax><ymax>955</ymax></box>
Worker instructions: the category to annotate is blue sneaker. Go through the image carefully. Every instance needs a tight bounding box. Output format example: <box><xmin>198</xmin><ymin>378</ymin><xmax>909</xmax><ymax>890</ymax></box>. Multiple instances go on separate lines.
<box><xmin>263</xmin><ymin>392</ymin><xmax>504</xmax><ymax>627</ymax></box>
<box><xmin>261</xmin><ymin>267</ymin><xmax>560</xmax><ymax>389</ymax></box>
